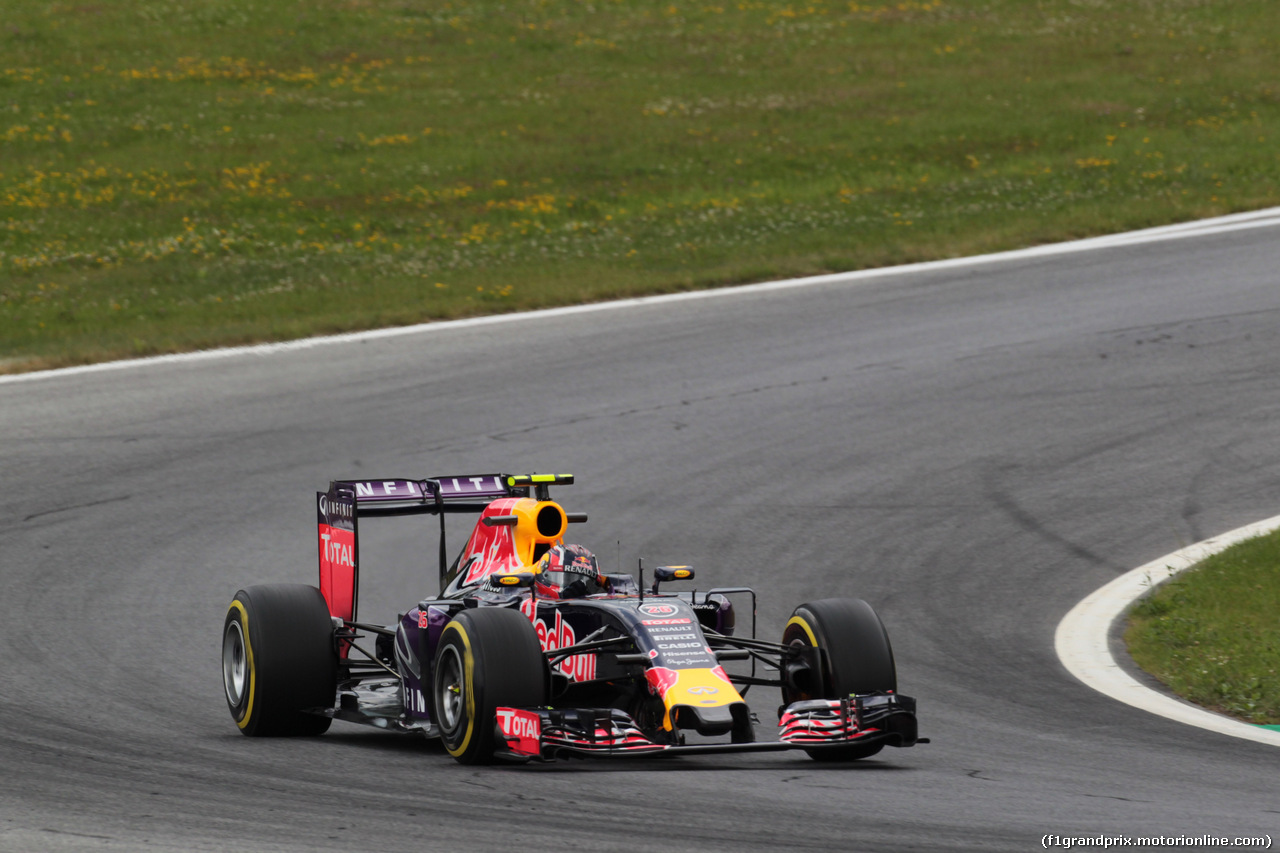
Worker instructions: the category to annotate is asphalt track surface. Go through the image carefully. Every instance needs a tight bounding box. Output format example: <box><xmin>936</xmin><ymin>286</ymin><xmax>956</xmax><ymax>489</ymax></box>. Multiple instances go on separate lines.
<box><xmin>4</xmin><ymin>227</ymin><xmax>1280</xmax><ymax>851</ymax></box>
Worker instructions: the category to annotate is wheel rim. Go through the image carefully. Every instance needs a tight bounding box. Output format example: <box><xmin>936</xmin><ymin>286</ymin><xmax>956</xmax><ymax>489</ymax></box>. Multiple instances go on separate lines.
<box><xmin>783</xmin><ymin>636</ymin><xmax>817</xmax><ymax>704</ymax></box>
<box><xmin>223</xmin><ymin>620</ymin><xmax>248</xmax><ymax>708</ymax></box>
<box><xmin>436</xmin><ymin>645</ymin><xmax>465</xmax><ymax>732</ymax></box>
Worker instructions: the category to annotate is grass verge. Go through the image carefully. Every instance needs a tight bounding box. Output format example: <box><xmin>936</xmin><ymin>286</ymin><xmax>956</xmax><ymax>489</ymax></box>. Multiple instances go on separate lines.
<box><xmin>1126</xmin><ymin>529</ymin><xmax>1280</xmax><ymax>725</ymax></box>
<box><xmin>3</xmin><ymin>0</ymin><xmax>1280</xmax><ymax>371</ymax></box>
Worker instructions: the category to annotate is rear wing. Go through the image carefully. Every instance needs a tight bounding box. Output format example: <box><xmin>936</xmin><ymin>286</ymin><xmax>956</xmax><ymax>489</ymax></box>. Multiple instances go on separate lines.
<box><xmin>316</xmin><ymin>473</ymin><xmax>574</xmax><ymax>619</ymax></box>
<box><xmin>335</xmin><ymin>475</ymin><xmax>506</xmax><ymax>517</ymax></box>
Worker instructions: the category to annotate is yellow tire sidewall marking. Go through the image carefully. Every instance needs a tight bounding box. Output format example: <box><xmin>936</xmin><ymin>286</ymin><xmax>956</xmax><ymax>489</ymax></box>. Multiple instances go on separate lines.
<box><xmin>785</xmin><ymin>614</ymin><xmax>819</xmax><ymax>648</ymax></box>
<box><xmin>442</xmin><ymin>622</ymin><xmax>477</xmax><ymax>757</ymax></box>
<box><xmin>228</xmin><ymin>600</ymin><xmax>256</xmax><ymax>730</ymax></box>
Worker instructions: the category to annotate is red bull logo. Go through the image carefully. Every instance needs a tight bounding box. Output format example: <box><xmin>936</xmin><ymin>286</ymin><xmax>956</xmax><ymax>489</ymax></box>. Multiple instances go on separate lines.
<box><xmin>519</xmin><ymin>599</ymin><xmax>597</xmax><ymax>682</ymax></box>
<box><xmin>459</xmin><ymin>499</ymin><xmax>527</xmax><ymax>585</ymax></box>
<box><xmin>645</xmin><ymin>666</ymin><xmax>679</xmax><ymax>698</ymax></box>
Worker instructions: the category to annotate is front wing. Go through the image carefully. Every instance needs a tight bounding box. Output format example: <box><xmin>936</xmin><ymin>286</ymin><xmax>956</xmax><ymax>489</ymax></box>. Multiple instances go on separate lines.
<box><xmin>494</xmin><ymin>692</ymin><xmax>923</xmax><ymax>761</ymax></box>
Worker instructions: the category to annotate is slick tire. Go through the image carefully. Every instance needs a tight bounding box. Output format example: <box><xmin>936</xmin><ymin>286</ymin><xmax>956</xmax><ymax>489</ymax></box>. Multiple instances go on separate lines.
<box><xmin>782</xmin><ymin>598</ymin><xmax>897</xmax><ymax>761</ymax></box>
<box><xmin>433</xmin><ymin>606</ymin><xmax>548</xmax><ymax>765</ymax></box>
<box><xmin>223</xmin><ymin>584</ymin><xmax>337</xmax><ymax>737</ymax></box>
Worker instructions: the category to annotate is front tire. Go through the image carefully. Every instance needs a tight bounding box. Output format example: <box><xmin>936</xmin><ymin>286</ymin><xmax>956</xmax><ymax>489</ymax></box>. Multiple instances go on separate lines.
<box><xmin>223</xmin><ymin>584</ymin><xmax>337</xmax><ymax>737</ymax></box>
<box><xmin>782</xmin><ymin>597</ymin><xmax>897</xmax><ymax>761</ymax></box>
<box><xmin>433</xmin><ymin>606</ymin><xmax>548</xmax><ymax>764</ymax></box>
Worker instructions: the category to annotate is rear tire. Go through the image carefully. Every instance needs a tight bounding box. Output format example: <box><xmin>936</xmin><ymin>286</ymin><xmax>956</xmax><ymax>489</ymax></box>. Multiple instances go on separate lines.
<box><xmin>433</xmin><ymin>606</ymin><xmax>548</xmax><ymax>764</ymax></box>
<box><xmin>782</xmin><ymin>598</ymin><xmax>896</xmax><ymax>761</ymax></box>
<box><xmin>223</xmin><ymin>584</ymin><xmax>337</xmax><ymax>737</ymax></box>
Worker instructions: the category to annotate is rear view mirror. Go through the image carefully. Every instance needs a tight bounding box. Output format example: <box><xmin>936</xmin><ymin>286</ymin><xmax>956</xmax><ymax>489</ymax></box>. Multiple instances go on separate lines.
<box><xmin>492</xmin><ymin>572</ymin><xmax>536</xmax><ymax>588</ymax></box>
<box><xmin>650</xmin><ymin>565</ymin><xmax>694</xmax><ymax>594</ymax></box>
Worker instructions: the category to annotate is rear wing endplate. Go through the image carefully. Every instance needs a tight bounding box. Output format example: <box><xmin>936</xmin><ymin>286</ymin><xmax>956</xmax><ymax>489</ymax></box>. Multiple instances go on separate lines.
<box><xmin>317</xmin><ymin>485</ymin><xmax>359</xmax><ymax>626</ymax></box>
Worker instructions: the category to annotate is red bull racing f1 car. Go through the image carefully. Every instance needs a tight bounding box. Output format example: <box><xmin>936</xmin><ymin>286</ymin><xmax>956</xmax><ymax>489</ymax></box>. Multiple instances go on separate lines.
<box><xmin>221</xmin><ymin>473</ymin><xmax>924</xmax><ymax>763</ymax></box>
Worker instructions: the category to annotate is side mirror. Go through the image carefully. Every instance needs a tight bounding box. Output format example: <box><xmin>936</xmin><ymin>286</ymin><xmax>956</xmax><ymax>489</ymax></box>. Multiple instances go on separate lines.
<box><xmin>650</xmin><ymin>565</ymin><xmax>694</xmax><ymax>594</ymax></box>
<box><xmin>492</xmin><ymin>572</ymin><xmax>536</xmax><ymax>588</ymax></box>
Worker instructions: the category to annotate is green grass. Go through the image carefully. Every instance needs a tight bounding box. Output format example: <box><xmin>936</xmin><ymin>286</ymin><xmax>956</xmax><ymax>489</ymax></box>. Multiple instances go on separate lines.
<box><xmin>3</xmin><ymin>0</ymin><xmax>1280</xmax><ymax>371</ymax></box>
<box><xmin>1126</xmin><ymin>530</ymin><xmax>1280</xmax><ymax>725</ymax></box>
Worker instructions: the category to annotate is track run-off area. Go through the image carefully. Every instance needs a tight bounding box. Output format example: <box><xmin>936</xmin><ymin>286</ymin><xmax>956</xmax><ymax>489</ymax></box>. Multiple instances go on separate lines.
<box><xmin>4</xmin><ymin>209</ymin><xmax>1280</xmax><ymax>851</ymax></box>
<box><xmin>1058</xmin><ymin>514</ymin><xmax>1280</xmax><ymax>750</ymax></box>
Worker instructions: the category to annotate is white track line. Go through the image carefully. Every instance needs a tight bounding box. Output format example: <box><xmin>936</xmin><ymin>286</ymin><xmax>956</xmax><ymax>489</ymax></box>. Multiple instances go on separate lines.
<box><xmin>1056</xmin><ymin>516</ymin><xmax>1280</xmax><ymax>747</ymax></box>
<box><xmin>5</xmin><ymin>205</ymin><xmax>1280</xmax><ymax>386</ymax></box>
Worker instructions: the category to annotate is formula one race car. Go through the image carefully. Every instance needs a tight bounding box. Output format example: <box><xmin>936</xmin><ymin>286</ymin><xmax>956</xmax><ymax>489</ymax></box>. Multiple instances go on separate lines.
<box><xmin>221</xmin><ymin>473</ymin><xmax>924</xmax><ymax>763</ymax></box>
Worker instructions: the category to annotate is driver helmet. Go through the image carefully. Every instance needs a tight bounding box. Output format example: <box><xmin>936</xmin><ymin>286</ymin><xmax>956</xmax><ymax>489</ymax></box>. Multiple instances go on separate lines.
<box><xmin>535</xmin><ymin>544</ymin><xmax>605</xmax><ymax>599</ymax></box>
